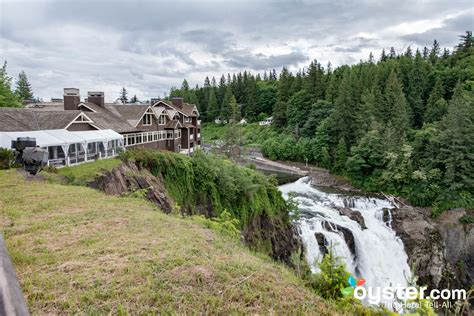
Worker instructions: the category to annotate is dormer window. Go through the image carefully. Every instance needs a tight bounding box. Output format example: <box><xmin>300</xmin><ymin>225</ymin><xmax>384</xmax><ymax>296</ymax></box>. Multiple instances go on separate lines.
<box><xmin>184</xmin><ymin>117</ymin><xmax>191</xmax><ymax>123</ymax></box>
<box><xmin>159</xmin><ymin>115</ymin><xmax>166</xmax><ymax>125</ymax></box>
<box><xmin>142</xmin><ymin>113</ymin><xmax>152</xmax><ymax>126</ymax></box>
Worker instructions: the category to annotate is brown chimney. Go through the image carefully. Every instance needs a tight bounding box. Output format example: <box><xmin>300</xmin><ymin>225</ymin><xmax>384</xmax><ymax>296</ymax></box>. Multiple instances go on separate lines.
<box><xmin>171</xmin><ymin>97</ymin><xmax>183</xmax><ymax>108</ymax></box>
<box><xmin>63</xmin><ymin>88</ymin><xmax>80</xmax><ymax>110</ymax></box>
<box><xmin>87</xmin><ymin>91</ymin><xmax>104</xmax><ymax>107</ymax></box>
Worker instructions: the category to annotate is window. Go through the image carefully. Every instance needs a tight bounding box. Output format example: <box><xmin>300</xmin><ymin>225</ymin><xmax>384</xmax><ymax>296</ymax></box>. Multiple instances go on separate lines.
<box><xmin>184</xmin><ymin>117</ymin><xmax>190</xmax><ymax>123</ymax></box>
<box><xmin>175</xmin><ymin>129</ymin><xmax>181</xmax><ymax>138</ymax></box>
<box><xmin>142</xmin><ymin>114</ymin><xmax>152</xmax><ymax>126</ymax></box>
<box><xmin>167</xmin><ymin>131</ymin><xmax>173</xmax><ymax>139</ymax></box>
<box><xmin>159</xmin><ymin>115</ymin><xmax>166</xmax><ymax>125</ymax></box>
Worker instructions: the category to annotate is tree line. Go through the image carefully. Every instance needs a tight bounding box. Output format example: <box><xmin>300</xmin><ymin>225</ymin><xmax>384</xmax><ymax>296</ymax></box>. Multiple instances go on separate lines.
<box><xmin>0</xmin><ymin>61</ymin><xmax>35</xmax><ymax>107</ymax></box>
<box><xmin>171</xmin><ymin>32</ymin><xmax>474</xmax><ymax>214</ymax></box>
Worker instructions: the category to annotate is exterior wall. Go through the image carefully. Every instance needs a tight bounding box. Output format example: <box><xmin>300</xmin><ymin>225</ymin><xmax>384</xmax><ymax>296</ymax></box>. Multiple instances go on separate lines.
<box><xmin>181</xmin><ymin>128</ymin><xmax>189</xmax><ymax>149</ymax></box>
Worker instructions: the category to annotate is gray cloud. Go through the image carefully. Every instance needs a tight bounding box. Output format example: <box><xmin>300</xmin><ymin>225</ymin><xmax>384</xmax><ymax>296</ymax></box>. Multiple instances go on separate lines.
<box><xmin>224</xmin><ymin>51</ymin><xmax>309</xmax><ymax>70</ymax></box>
<box><xmin>0</xmin><ymin>0</ymin><xmax>471</xmax><ymax>101</ymax></box>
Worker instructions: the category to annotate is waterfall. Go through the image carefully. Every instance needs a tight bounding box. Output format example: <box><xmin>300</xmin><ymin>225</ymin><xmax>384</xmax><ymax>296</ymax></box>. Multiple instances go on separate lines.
<box><xmin>280</xmin><ymin>177</ymin><xmax>411</xmax><ymax>307</ymax></box>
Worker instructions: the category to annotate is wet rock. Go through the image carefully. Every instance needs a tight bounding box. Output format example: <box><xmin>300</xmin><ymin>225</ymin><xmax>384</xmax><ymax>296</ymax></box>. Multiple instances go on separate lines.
<box><xmin>322</xmin><ymin>221</ymin><xmax>356</xmax><ymax>257</ymax></box>
<box><xmin>314</xmin><ymin>233</ymin><xmax>329</xmax><ymax>256</ymax></box>
<box><xmin>334</xmin><ymin>207</ymin><xmax>367</xmax><ymax>230</ymax></box>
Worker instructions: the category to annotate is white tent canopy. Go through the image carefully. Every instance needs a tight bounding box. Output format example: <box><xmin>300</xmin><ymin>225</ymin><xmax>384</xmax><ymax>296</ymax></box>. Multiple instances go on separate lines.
<box><xmin>0</xmin><ymin>129</ymin><xmax>123</xmax><ymax>150</ymax></box>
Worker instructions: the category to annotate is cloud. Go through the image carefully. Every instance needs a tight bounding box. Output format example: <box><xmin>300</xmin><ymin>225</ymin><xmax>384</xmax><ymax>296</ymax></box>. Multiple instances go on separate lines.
<box><xmin>0</xmin><ymin>0</ymin><xmax>471</xmax><ymax>101</ymax></box>
<box><xmin>224</xmin><ymin>50</ymin><xmax>309</xmax><ymax>70</ymax></box>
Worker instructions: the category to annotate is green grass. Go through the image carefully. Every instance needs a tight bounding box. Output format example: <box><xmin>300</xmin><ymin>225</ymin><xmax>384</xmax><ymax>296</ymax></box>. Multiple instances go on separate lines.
<box><xmin>56</xmin><ymin>158</ymin><xmax>121</xmax><ymax>185</ymax></box>
<box><xmin>0</xmin><ymin>169</ymin><xmax>341</xmax><ymax>314</ymax></box>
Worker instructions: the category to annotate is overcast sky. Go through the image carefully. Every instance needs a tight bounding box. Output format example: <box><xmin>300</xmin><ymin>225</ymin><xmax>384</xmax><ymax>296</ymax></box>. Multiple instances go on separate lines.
<box><xmin>1</xmin><ymin>0</ymin><xmax>472</xmax><ymax>101</ymax></box>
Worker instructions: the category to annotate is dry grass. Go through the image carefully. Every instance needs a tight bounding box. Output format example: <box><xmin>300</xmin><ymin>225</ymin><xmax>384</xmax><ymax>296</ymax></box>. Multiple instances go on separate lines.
<box><xmin>0</xmin><ymin>169</ymin><xmax>339</xmax><ymax>314</ymax></box>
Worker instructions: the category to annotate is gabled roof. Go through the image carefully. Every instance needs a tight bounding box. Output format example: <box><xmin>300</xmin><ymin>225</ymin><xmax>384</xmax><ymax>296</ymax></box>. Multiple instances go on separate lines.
<box><xmin>103</xmin><ymin>104</ymin><xmax>151</xmax><ymax>127</ymax></box>
<box><xmin>164</xmin><ymin>119</ymin><xmax>182</xmax><ymax>129</ymax></box>
<box><xmin>152</xmin><ymin>100</ymin><xmax>199</xmax><ymax>117</ymax></box>
<box><xmin>0</xmin><ymin>108</ymin><xmax>85</xmax><ymax>131</ymax></box>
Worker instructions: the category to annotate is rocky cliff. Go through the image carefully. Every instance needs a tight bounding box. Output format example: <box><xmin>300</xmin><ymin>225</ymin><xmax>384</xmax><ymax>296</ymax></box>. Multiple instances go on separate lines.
<box><xmin>385</xmin><ymin>206</ymin><xmax>473</xmax><ymax>291</ymax></box>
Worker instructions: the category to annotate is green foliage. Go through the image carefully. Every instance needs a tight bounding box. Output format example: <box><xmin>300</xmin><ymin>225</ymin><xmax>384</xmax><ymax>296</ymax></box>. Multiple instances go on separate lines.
<box><xmin>459</xmin><ymin>215</ymin><xmax>474</xmax><ymax>224</ymax></box>
<box><xmin>0</xmin><ymin>148</ymin><xmax>14</xmax><ymax>169</ymax></box>
<box><xmin>193</xmin><ymin>209</ymin><xmax>241</xmax><ymax>239</ymax></box>
<box><xmin>120</xmin><ymin>149</ymin><xmax>289</xmax><ymax>227</ymax></box>
<box><xmin>197</xmin><ymin>34</ymin><xmax>473</xmax><ymax>216</ymax></box>
<box><xmin>306</xmin><ymin>249</ymin><xmax>350</xmax><ymax>300</ymax></box>
<box><xmin>0</xmin><ymin>61</ymin><xmax>22</xmax><ymax>108</ymax></box>
<box><xmin>14</xmin><ymin>70</ymin><xmax>34</xmax><ymax>101</ymax></box>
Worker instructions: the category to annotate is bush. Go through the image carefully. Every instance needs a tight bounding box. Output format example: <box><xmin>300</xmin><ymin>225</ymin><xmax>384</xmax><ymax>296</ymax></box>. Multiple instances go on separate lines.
<box><xmin>459</xmin><ymin>215</ymin><xmax>474</xmax><ymax>224</ymax></box>
<box><xmin>306</xmin><ymin>249</ymin><xmax>350</xmax><ymax>300</ymax></box>
<box><xmin>0</xmin><ymin>148</ymin><xmax>15</xmax><ymax>169</ymax></box>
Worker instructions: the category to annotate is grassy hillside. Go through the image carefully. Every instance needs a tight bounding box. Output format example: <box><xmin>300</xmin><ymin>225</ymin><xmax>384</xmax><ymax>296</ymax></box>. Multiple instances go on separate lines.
<box><xmin>0</xmin><ymin>169</ymin><xmax>337</xmax><ymax>314</ymax></box>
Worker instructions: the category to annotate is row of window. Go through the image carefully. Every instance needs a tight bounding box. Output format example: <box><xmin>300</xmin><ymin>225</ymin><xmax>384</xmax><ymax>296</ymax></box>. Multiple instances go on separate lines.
<box><xmin>142</xmin><ymin>112</ymin><xmax>194</xmax><ymax>126</ymax></box>
<box><xmin>124</xmin><ymin>130</ymin><xmax>182</xmax><ymax>146</ymax></box>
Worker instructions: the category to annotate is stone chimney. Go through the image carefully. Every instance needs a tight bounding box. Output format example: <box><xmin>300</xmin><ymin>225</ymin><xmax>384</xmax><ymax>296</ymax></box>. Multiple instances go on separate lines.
<box><xmin>63</xmin><ymin>88</ymin><xmax>80</xmax><ymax>110</ymax></box>
<box><xmin>87</xmin><ymin>91</ymin><xmax>104</xmax><ymax>107</ymax></box>
<box><xmin>171</xmin><ymin>97</ymin><xmax>183</xmax><ymax>108</ymax></box>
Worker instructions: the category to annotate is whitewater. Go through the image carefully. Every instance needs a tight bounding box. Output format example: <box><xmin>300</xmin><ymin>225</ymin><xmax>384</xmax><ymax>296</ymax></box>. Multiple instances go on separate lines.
<box><xmin>279</xmin><ymin>177</ymin><xmax>411</xmax><ymax>307</ymax></box>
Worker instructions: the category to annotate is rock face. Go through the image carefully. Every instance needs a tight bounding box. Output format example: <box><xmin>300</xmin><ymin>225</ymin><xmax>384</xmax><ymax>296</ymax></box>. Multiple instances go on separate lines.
<box><xmin>334</xmin><ymin>206</ymin><xmax>367</xmax><ymax>230</ymax></box>
<box><xmin>90</xmin><ymin>162</ymin><xmax>174</xmax><ymax>213</ymax></box>
<box><xmin>322</xmin><ymin>221</ymin><xmax>356</xmax><ymax>257</ymax></box>
<box><xmin>387</xmin><ymin>206</ymin><xmax>473</xmax><ymax>291</ymax></box>
<box><xmin>314</xmin><ymin>233</ymin><xmax>329</xmax><ymax>256</ymax></box>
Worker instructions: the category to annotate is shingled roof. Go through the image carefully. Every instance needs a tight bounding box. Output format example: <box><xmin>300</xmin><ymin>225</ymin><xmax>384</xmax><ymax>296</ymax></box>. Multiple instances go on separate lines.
<box><xmin>157</xmin><ymin>100</ymin><xmax>198</xmax><ymax>117</ymax></box>
<box><xmin>104</xmin><ymin>104</ymin><xmax>150</xmax><ymax>126</ymax></box>
<box><xmin>0</xmin><ymin>108</ymin><xmax>84</xmax><ymax>131</ymax></box>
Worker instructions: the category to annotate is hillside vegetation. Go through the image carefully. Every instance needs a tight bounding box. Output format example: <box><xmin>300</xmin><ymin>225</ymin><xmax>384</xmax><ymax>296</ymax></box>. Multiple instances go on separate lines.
<box><xmin>0</xmin><ymin>169</ymin><xmax>340</xmax><ymax>314</ymax></box>
<box><xmin>119</xmin><ymin>149</ymin><xmax>297</xmax><ymax>262</ymax></box>
<box><xmin>193</xmin><ymin>33</ymin><xmax>474</xmax><ymax>216</ymax></box>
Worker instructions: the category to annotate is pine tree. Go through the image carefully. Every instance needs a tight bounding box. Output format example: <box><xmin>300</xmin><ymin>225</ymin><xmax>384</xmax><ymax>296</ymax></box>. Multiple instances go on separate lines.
<box><xmin>0</xmin><ymin>61</ymin><xmax>21</xmax><ymax>108</ymax></box>
<box><xmin>220</xmin><ymin>85</ymin><xmax>233</xmax><ymax>121</ymax></box>
<box><xmin>407</xmin><ymin>51</ymin><xmax>428</xmax><ymax>128</ymax></box>
<box><xmin>334</xmin><ymin>138</ymin><xmax>348</xmax><ymax>173</ymax></box>
<box><xmin>425</xmin><ymin>78</ymin><xmax>447</xmax><ymax>123</ymax></box>
<box><xmin>380</xmin><ymin>49</ymin><xmax>387</xmax><ymax>62</ymax></box>
<box><xmin>437</xmin><ymin>83</ymin><xmax>474</xmax><ymax>193</ymax></box>
<box><xmin>119</xmin><ymin>87</ymin><xmax>128</xmax><ymax>103</ymax></box>
<box><xmin>332</xmin><ymin>72</ymin><xmax>360</xmax><ymax>147</ymax></box>
<box><xmin>208</xmin><ymin>88</ymin><xmax>218</xmax><ymax>121</ymax></box>
<box><xmin>383</xmin><ymin>70</ymin><xmax>409</xmax><ymax>144</ymax></box>
<box><xmin>130</xmin><ymin>94</ymin><xmax>139</xmax><ymax>103</ymax></box>
<box><xmin>15</xmin><ymin>70</ymin><xmax>33</xmax><ymax>101</ymax></box>
<box><xmin>229</xmin><ymin>95</ymin><xmax>240</xmax><ymax>122</ymax></box>
<box><xmin>429</xmin><ymin>40</ymin><xmax>440</xmax><ymax>64</ymax></box>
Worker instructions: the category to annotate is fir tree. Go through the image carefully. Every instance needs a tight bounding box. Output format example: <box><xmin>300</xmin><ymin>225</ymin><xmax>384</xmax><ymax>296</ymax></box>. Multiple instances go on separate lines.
<box><xmin>437</xmin><ymin>83</ymin><xmax>474</xmax><ymax>193</ymax></box>
<box><xmin>15</xmin><ymin>70</ymin><xmax>33</xmax><ymax>101</ymax></box>
<box><xmin>208</xmin><ymin>88</ymin><xmax>218</xmax><ymax>120</ymax></box>
<box><xmin>383</xmin><ymin>70</ymin><xmax>409</xmax><ymax>143</ymax></box>
<box><xmin>130</xmin><ymin>94</ymin><xmax>139</xmax><ymax>103</ymax></box>
<box><xmin>425</xmin><ymin>78</ymin><xmax>447</xmax><ymax>123</ymax></box>
<box><xmin>119</xmin><ymin>87</ymin><xmax>128</xmax><ymax>103</ymax></box>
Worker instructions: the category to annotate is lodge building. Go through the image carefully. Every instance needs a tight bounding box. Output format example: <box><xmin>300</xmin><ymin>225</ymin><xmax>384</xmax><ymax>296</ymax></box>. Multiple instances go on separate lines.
<box><xmin>0</xmin><ymin>88</ymin><xmax>201</xmax><ymax>167</ymax></box>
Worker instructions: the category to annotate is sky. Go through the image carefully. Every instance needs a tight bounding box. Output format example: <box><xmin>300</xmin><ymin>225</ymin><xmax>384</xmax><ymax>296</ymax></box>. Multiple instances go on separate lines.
<box><xmin>1</xmin><ymin>0</ymin><xmax>472</xmax><ymax>102</ymax></box>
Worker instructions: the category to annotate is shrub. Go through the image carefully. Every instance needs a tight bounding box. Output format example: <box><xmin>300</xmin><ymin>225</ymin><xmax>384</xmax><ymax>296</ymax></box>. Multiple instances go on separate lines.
<box><xmin>0</xmin><ymin>148</ymin><xmax>15</xmax><ymax>169</ymax></box>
